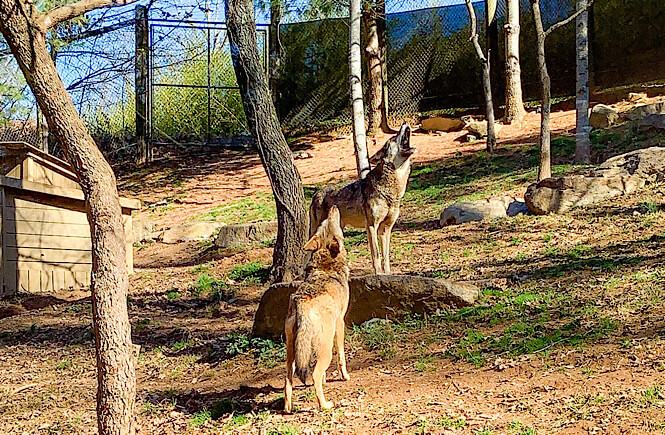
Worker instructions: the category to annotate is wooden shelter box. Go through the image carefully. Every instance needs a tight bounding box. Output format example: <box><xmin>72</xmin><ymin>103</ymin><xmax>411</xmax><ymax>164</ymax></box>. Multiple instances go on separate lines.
<box><xmin>0</xmin><ymin>142</ymin><xmax>140</xmax><ymax>296</ymax></box>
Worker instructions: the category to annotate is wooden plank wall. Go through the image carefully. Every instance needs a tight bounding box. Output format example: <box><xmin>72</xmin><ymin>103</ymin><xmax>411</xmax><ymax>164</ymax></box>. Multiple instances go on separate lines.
<box><xmin>2</xmin><ymin>195</ymin><xmax>92</xmax><ymax>294</ymax></box>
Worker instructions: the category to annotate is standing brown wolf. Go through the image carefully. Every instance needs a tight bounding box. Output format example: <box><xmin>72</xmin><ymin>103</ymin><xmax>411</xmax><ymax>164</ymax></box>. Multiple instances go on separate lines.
<box><xmin>284</xmin><ymin>206</ymin><xmax>350</xmax><ymax>412</ymax></box>
<box><xmin>309</xmin><ymin>123</ymin><xmax>414</xmax><ymax>274</ymax></box>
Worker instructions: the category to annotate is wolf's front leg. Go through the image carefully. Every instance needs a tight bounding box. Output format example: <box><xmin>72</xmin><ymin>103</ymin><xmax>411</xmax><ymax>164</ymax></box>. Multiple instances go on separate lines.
<box><xmin>366</xmin><ymin>223</ymin><xmax>382</xmax><ymax>274</ymax></box>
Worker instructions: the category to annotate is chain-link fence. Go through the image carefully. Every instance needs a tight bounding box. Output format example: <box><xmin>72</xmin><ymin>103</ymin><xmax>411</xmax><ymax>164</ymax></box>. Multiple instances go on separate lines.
<box><xmin>1</xmin><ymin>0</ymin><xmax>664</xmax><ymax>151</ymax></box>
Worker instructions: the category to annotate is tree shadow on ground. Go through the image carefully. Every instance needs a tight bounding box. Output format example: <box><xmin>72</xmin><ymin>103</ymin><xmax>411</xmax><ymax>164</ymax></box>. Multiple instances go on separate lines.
<box><xmin>142</xmin><ymin>384</ymin><xmax>285</xmax><ymax>418</ymax></box>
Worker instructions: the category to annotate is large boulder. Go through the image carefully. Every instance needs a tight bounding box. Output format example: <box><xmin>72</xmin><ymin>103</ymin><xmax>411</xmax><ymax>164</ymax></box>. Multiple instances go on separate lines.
<box><xmin>639</xmin><ymin>114</ymin><xmax>665</xmax><ymax>130</ymax></box>
<box><xmin>525</xmin><ymin>147</ymin><xmax>665</xmax><ymax>215</ymax></box>
<box><xmin>624</xmin><ymin>101</ymin><xmax>665</xmax><ymax>122</ymax></box>
<box><xmin>589</xmin><ymin>104</ymin><xmax>619</xmax><ymax>129</ymax></box>
<box><xmin>252</xmin><ymin>275</ymin><xmax>479</xmax><ymax>339</ymax></box>
<box><xmin>440</xmin><ymin>196</ymin><xmax>528</xmax><ymax>226</ymax></box>
<box><xmin>421</xmin><ymin>116</ymin><xmax>465</xmax><ymax>132</ymax></box>
<box><xmin>215</xmin><ymin>221</ymin><xmax>278</xmax><ymax>249</ymax></box>
<box><xmin>162</xmin><ymin>222</ymin><xmax>226</xmax><ymax>244</ymax></box>
<box><xmin>462</xmin><ymin>117</ymin><xmax>503</xmax><ymax>138</ymax></box>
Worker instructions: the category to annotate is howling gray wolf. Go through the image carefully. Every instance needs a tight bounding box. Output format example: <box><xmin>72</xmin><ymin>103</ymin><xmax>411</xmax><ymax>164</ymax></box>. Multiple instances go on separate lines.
<box><xmin>284</xmin><ymin>206</ymin><xmax>350</xmax><ymax>412</ymax></box>
<box><xmin>309</xmin><ymin>123</ymin><xmax>414</xmax><ymax>274</ymax></box>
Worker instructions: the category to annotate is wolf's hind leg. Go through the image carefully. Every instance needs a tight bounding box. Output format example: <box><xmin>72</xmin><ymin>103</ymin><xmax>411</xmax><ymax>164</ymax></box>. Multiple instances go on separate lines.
<box><xmin>312</xmin><ymin>337</ymin><xmax>334</xmax><ymax>410</ymax></box>
<box><xmin>335</xmin><ymin>317</ymin><xmax>350</xmax><ymax>381</ymax></box>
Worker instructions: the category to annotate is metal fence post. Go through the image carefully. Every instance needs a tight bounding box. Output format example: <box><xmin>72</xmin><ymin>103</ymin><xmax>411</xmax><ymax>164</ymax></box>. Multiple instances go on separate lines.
<box><xmin>135</xmin><ymin>5</ymin><xmax>150</xmax><ymax>165</ymax></box>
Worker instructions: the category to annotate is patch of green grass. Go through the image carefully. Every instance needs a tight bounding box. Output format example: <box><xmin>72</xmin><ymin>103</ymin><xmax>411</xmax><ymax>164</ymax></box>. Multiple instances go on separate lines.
<box><xmin>639</xmin><ymin>201</ymin><xmax>662</xmax><ymax>214</ymax></box>
<box><xmin>134</xmin><ymin>318</ymin><xmax>150</xmax><ymax>332</ymax></box>
<box><xmin>171</xmin><ymin>340</ymin><xmax>191</xmax><ymax>352</ymax></box>
<box><xmin>268</xmin><ymin>424</ymin><xmax>299</xmax><ymax>435</ymax></box>
<box><xmin>474</xmin><ymin>427</ymin><xmax>495</xmax><ymax>435</ymax></box>
<box><xmin>415</xmin><ymin>355</ymin><xmax>435</xmax><ymax>372</ymax></box>
<box><xmin>192</xmin><ymin>273</ymin><xmax>234</xmax><ymax>301</ymax></box>
<box><xmin>354</xmin><ymin>320</ymin><xmax>396</xmax><ymax>354</ymax></box>
<box><xmin>542</xmin><ymin>232</ymin><xmax>553</xmax><ymax>243</ymax></box>
<box><xmin>510</xmin><ymin>237</ymin><xmax>523</xmax><ymax>246</ymax></box>
<box><xmin>226</xmin><ymin>333</ymin><xmax>251</xmax><ymax>356</ymax></box>
<box><xmin>228</xmin><ymin>261</ymin><xmax>270</xmax><ymax>284</ymax></box>
<box><xmin>167</xmin><ymin>290</ymin><xmax>180</xmax><ymax>300</ymax></box>
<box><xmin>190</xmin><ymin>263</ymin><xmax>211</xmax><ymax>275</ymax></box>
<box><xmin>566</xmin><ymin>243</ymin><xmax>593</xmax><ymax>259</ymax></box>
<box><xmin>642</xmin><ymin>385</ymin><xmax>663</xmax><ymax>405</ymax></box>
<box><xmin>190</xmin><ymin>410</ymin><xmax>211</xmax><ymax>427</ymax></box>
<box><xmin>437</xmin><ymin>415</ymin><xmax>467</xmax><ymax>429</ymax></box>
<box><xmin>515</xmin><ymin>252</ymin><xmax>528</xmax><ymax>261</ymax></box>
<box><xmin>228</xmin><ymin>414</ymin><xmax>249</xmax><ymax>426</ymax></box>
<box><xmin>56</xmin><ymin>360</ymin><xmax>72</xmax><ymax>370</ymax></box>
<box><xmin>193</xmin><ymin>193</ymin><xmax>276</xmax><ymax>224</ymax></box>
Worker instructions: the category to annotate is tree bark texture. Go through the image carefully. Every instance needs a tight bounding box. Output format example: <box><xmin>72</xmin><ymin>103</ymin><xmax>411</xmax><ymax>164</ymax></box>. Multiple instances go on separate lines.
<box><xmin>465</xmin><ymin>0</ymin><xmax>496</xmax><ymax>153</ymax></box>
<box><xmin>531</xmin><ymin>0</ymin><xmax>552</xmax><ymax>181</ymax></box>
<box><xmin>135</xmin><ymin>5</ymin><xmax>150</xmax><ymax>165</ymax></box>
<box><xmin>504</xmin><ymin>0</ymin><xmax>527</xmax><ymax>124</ymax></box>
<box><xmin>364</xmin><ymin>5</ymin><xmax>382</xmax><ymax>137</ymax></box>
<box><xmin>225</xmin><ymin>0</ymin><xmax>308</xmax><ymax>283</ymax></box>
<box><xmin>268</xmin><ymin>0</ymin><xmax>283</xmax><ymax>104</ymax></box>
<box><xmin>0</xmin><ymin>1</ymin><xmax>136</xmax><ymax>434</ymax></box>
<box><xmin>349</xmin><ymin>0</ymin><xmax>370</xmax><ymax>178</ymax></box>
<box><xmin>574</xmin><ymin>0</ymin><xmax>591</xmax><ymax>164</ymax></box>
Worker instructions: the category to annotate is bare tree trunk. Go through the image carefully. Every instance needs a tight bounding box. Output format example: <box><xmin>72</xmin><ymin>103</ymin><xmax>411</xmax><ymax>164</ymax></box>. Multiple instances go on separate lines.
<box><xmin>225</xmin><ymin>0</ymin><xmax>308</xmax><ymax>282</ymax></box>
<box><xmin>531</xmin><ymin>0</ymin><xmax>551</xmax><ymax>180</ymax></box>
<box><xmin>364</xmin><ymin>5</ymin><xmax>382</xmax><ymax>137</ymax></box>
<box><xmin>504</xmin><ymin>0</ymin><xmax>527</xmax><ymax>124</ymax></box>
<box><xmin>574</xmin><ymin>0</ymin><xmax>591</xmax><ymax>164</ymax></box>
<box><xmin>0</xmin><ymin>2</ymin><xmax>136</xmax><ymax>434</ymax></box>
<box><xmin>268</xmin><ymin>0</ymin><xmax>283</xmax><ymax>103</ymax></box>
<box><xmin>465</xmin><ymin>0</ymin><xmax>496</xmax><ymax>153</ymax></box>
<box><xmin>376</xmin><ymin>0</ymin><xmax>393</xmax><ymax>134</ymax></box>
<box><xmin>350</xmin><ymin>0</ymin><xmax>370</xmax><ymax>178</ymax></box>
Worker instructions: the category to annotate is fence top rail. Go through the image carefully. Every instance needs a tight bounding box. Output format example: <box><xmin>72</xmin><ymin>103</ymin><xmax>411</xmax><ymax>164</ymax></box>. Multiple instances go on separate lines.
<box><xmin>148</xmin><ymin>18</ymin><xmax>270</xmax><ymax>28</ymax></box>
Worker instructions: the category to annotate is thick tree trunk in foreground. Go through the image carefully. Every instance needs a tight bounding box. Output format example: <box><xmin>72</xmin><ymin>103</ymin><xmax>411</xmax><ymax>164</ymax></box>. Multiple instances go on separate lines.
<box><xmin>0</xmin><ymin>1</ymin><xmax>136</xmax><ymax>434</ymax></box>
<box><xmin>465</xmin><ymin>0</ymin><xmax>496</xmax><ymax>153</ymax></box>
<box><xmin>504</xmin><ymin>0</ymin><xmax>527</xmax><ymax>124</ymax></box>
<box><xmin>364</xmin><ymin>6</ymin><xmax>382</xmax><ymax>137</ymax></box>
<box><xmin>531</xmin><ymin>0</ymin><xmax>552</xmax><ymax>180</ymax></box>
<box><xmin>350</xmin><ymin>0</ymin><xmax>370</xmax><ymax>178</ymax></box>
<box><xmin>226</xmin><ymin>0</ymin><xmax>308</xmax><ymax>282</ymax></box>
<box><xmin>574</xmin><ymin>0</ymin><xmax>591</xmax><ymax>164</ymax></box>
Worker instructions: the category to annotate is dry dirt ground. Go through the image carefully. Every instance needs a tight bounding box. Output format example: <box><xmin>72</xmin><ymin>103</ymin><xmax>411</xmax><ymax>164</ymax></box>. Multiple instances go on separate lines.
<box><xmin>4</xmin><ymin>105</ymin><xmax>665</xmax><ymax>434</ymax></box>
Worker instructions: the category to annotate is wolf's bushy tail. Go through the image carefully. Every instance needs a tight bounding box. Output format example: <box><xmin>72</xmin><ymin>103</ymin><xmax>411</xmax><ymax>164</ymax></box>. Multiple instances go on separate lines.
<box><xmin>294</xmin><ymin>303</ymin><xmax>319</xmax><ymax>384</ymax></box>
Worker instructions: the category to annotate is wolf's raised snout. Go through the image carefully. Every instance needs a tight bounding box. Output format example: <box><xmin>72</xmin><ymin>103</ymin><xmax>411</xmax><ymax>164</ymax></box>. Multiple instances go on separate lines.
<box><xmin>309</xmin><ymin>123</ymin><xmax>415</xmax><ymax>274</ymax></box>
<box><xmin>284</xmin><ymin>206</ymin><xmax>351</xmax><ymax>412</ymax></box>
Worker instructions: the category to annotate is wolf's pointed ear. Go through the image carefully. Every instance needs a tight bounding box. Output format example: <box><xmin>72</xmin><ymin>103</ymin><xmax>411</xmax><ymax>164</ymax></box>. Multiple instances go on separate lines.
<box><xmin>328</xmin><ymin>206</ymin><xmax>341</xmax><ymax>226</ymax></box>
<box><xmin>303</xmin><ymin>236</ymin><xmax>321</xmax><ymax>251</ymax></box>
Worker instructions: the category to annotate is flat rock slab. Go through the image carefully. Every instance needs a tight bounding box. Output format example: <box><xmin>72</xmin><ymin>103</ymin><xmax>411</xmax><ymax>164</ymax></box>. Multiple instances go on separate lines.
<box><xmin>215</xmin><ymin>221</ymin><xmax>278</xmax><ymax>249</ymax></box>
<box><xmin>421</xmin><ymin>116</ymin><xmax>465</xmax><ymax>132</ymax></box>
<box><xmin>525</xmin><ymin>147</ymin><xmax>665</xmax><ymax>215</ymax></box>
<box><xmin>252</xmin><ymin>274</ymin><xmax>479</xmax><ymax>339</ymax></box>
<box><xmin>162</xmin><ymin>222</ymin><xmax>226</xmax><ymax>244</ymax></box>
<box><xmin>440</xmin><ymin>196</ymin><xmax>528</xmax><ymax>226</ymax></box>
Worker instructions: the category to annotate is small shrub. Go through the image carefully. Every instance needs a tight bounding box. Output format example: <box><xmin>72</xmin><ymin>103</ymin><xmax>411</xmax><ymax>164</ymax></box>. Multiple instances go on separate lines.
<box><xmin>228</xmin><ymin>261</ymin><xmax>270</xmax><ymax>284</ymax></box>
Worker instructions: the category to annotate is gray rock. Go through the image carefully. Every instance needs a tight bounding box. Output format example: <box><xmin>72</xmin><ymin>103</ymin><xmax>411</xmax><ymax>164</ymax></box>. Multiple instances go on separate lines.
<box><xmin>525</xmin><ymin>147</ymin><xmax>665</xmax><ymax>215</ymax></box>
<box><xmin>462</xmin><ymin>116</ymin><xmax>503</xmax><ymax>138</ymax></box>
<box><xmin>589</xmin><ymin>104</ymin><xmax>619</xmax><ymax>129</ymax></box>
<box><xmin>639</xmin><ymin>113</ymin><xmax>665</xmax><ymax>130</ymax></box>
<box><xmin>132</xmin><ymin>217</ymin><xmax>155</xmax><ymax>243</ymax></box>
<box><xmin>162</xmin><ymin>221</ymin><xmax>226</xmax><ymax>244</ymax></box>
<box><xmin>252</xmin><ymin>274</ymin><xmax>479</xmax><ymax>339</ymax></box>
<box><xmin>215</xmin><ymin>221</ymin><xmax>278</xmax><ymax>249</ymax></box>
<box><xmin>421</xmin><ymin>116</ymin><xmax>465</xmax><ymax>132</ymax></box>
<box><xmin>440</xmin><ymin>196</ymin><xmax>528</xmax><ymax>226</ymax></box>
<box><xmin>624</xmin><ymin>101</ymin><xmax>665</xmax><ymax>122</ymax></box>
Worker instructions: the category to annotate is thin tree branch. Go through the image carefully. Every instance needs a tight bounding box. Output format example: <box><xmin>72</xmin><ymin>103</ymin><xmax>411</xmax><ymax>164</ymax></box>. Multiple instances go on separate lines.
<box><xmin>464</xmin><ymin>0</ymin><xmax>486</xmax><ymax>63</ymax></box>
<box><xmin>38</xmin><ymin>0</ymin><xmax>137</xmax><ymax>31</ymax></box>
<box><xmin>544</xmin><ymin>0</ymin><xmax>593</xmax><ymax>38</ymax></box>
